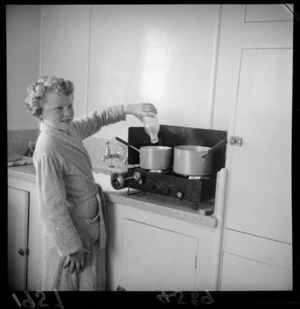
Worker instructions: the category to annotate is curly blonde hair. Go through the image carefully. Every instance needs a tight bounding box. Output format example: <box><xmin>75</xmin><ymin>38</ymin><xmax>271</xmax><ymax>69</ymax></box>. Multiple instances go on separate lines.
<box><xmin>25</xmin><ymin>76</ymin><xmax>74</xmax><ymax>118</ymax></box>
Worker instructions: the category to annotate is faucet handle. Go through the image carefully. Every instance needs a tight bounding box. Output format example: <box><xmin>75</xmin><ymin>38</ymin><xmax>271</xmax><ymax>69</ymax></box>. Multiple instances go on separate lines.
<box><xmin>105</xmin><ymin>140</ymin><xmax>111</xmax><ymax>151</ymax></box>
<box><xmin>122</xmin><ymin>155</ymin><xmax>128</xmax><ymax>165</ymax></box>
<box><xmin>102</xmin><ymin>140</ymin><xmax>111</xmax><ymax>162</ymax></box>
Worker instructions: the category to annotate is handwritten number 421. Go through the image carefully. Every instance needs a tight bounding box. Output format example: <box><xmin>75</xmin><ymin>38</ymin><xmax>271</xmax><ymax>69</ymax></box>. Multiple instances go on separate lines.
<box><xmin>11</xmin><ymin>290</ymin><xmax>64</xmax><ymax>309</ymax></box>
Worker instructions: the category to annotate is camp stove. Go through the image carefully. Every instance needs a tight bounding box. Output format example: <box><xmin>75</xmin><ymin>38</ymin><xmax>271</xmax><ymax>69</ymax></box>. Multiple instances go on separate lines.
<box><xmin>110</xmin><ymin>125</ymin><xmax>227</xmax><ymax>207</ymax></box>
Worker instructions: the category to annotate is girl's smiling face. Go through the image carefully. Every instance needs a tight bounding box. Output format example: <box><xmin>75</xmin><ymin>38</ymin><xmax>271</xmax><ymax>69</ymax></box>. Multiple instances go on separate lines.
<box><xmin>41</xmin><ymin>92</ymin><xmax>74</xmax><ymax>131</ymax></box>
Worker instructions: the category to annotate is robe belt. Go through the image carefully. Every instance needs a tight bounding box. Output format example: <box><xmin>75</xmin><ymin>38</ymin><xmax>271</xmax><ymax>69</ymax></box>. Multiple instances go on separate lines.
<box><xmin>95</xmin><ymin>192</ymin><xmax>107</xmax><ymax>250</ymax></box>
<box><xmin>66</xmin><ymin>187</ymin><xmax>99</xmax><ymax>204</ymax></box>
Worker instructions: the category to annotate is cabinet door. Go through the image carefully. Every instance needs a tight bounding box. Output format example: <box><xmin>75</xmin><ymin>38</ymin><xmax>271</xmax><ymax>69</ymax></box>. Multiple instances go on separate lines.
<box><xmin>8</xmin><ymin>187</ymin><xmax>29</xmax><ymax>290</ymax></box>
<box><xmin>26</xmin><ymin>187</ymin><xmax>43</xmax><ymax>291</ymax></box>
<box><xmin>244</xmin><ymin>4</ymin><xmax>293</xmax><ymax>22</ymax></box>
<box><xmin>220</xmin><ymin>252</ymin><xmax>292</xmax><ymax>291</ymax></box>
<box><xmin>118</xmin><ymin>219</ymin><xmax>198</xmax><ymax>291</ymax></box>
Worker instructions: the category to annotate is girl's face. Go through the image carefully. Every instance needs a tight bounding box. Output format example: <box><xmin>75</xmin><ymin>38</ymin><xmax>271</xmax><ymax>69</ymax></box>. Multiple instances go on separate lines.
<box><xmin>41</xmin><ymin>92</ymin><xmax>74</xmax><ymax>131</ymax></box>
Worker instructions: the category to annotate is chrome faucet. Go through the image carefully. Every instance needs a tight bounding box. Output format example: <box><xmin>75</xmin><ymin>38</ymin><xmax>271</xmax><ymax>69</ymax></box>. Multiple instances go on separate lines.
<box><xmin>102</xmin><ymin>141</ymin><xmax>121</xmax><ymax>162</ymax></box>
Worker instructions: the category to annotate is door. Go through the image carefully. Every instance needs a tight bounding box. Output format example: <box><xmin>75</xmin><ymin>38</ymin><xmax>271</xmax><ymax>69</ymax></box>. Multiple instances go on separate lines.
<box><xmin>226</xmin><ymin>48</ymin><xmax>293</xmax><ymax>242</ymax></box>
<box><xmin>213</xmin><ymin>4</ymin><xmax>293</xmax><ymax>243</ymax></box>
<box><xmin>8</xmin><ymin>187</ymin><xmax>29</xmax><ymax>290</ymax></box>
<box><xmin>118</xmin><ymin>219</ymin><xmax>198</xmax><ymax>291</ymax></box>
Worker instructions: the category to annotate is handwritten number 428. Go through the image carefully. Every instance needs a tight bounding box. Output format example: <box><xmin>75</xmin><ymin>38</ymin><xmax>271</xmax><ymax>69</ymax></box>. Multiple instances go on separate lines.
<box><xmin>157</xmin><ymin>290</ymin><xmax>213</xmax><ymax>305</ymax></box>
<box><xmin>11</xmin><ymin>290</ymin><xmax>64</xmax><ymax>309</ymax></box>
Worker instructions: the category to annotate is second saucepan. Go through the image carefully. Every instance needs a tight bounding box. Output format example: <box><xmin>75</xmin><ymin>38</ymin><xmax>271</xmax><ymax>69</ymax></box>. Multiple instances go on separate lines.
<box><xmin>173</xmin><ymin>145</ymin><xmax>213</xmax><ymax>176</ymax></box>
<box><xmin>173</xmin><ymin>139</ymin><xmax>227</xmax><ymax>176</ymax></box>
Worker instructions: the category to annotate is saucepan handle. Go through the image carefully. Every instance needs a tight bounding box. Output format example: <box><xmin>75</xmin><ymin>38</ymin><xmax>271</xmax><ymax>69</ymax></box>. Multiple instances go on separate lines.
<box><xmin>199</xmin><ymin>139</ymin><xmax>227</xmax><ymax>158</ymax></box>
<box><xmin>115</xmin><ymin>137</ymin><xmax>140</xmax><ymax>153</ymax></box>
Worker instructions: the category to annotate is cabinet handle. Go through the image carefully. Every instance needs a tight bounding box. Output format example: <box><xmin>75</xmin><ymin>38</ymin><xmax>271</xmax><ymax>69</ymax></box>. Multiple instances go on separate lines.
<box><xmin>18</xmin><ymin>248</ymin><xmax>25</xmax><ymax>256</ymax></box>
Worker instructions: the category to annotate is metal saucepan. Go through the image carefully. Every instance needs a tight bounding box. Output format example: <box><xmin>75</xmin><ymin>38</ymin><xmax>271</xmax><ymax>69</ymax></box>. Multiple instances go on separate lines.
<box><xmin>173</xmin><ymin>139</ymin><xmax>227</xmax><ymax>176</ymax></box>
<box><xmin>115</xmin><ymin>137</ymin><xmax>173</xmax><ymax>170</ymax></box>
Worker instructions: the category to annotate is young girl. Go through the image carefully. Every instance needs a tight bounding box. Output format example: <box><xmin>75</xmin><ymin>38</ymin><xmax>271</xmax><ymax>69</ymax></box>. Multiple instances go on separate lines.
<box><xmin>25</xmin><ymin>76</ymin><xmax>157</xmax><ymax>291</ymax></box>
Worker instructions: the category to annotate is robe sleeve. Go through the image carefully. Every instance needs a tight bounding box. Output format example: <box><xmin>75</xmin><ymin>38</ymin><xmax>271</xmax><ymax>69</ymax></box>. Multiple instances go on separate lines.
<box><xmin>36</xmin><ymin>154</ymin><xmax>83</xmax><ymax>256</ymax></box>
<box><xmin>71</xmin><ymin>105</ymin><xmax>126</xmax><ymax>140</ymax></box>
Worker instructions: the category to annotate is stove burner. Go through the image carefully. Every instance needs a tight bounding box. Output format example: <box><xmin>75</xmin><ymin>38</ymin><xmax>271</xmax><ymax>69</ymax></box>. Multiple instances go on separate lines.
<box><xmin>172</xmin><ymin>172</ymin><xmax>211</xmax><ymax>180</ymax></box>
<box><xmin>172</xmin><ymin>172</ymin><xmax>190</xmax><ymax>178</ymax></box>
<box><xmin>188</xmin><ymin>176</ymin><xmax>202</xmax><ymax>180</ymax></box>
<box><xmin>146</xmin><ymin>168</ymin><xmax>172</xmax><ymax>174</ymax></box>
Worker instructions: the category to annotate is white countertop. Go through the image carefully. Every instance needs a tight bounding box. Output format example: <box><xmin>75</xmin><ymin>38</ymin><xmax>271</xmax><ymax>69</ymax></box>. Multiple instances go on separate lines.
<box><xmin>8</xmin><ymin>164</ymin><xmax>217</xmax><ymax>228</ymax></box>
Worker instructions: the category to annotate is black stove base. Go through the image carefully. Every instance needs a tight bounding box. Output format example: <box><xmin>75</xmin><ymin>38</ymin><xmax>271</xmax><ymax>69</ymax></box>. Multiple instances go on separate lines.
<box><xmin>125</xmin><ymin>168</ymin><xmax>216</xmax><ymax>204</ymax></box>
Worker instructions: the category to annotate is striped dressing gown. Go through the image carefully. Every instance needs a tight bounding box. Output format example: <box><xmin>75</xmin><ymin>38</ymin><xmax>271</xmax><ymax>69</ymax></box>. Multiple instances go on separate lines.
<box><xmin>33</xmin><ymin>105</ymin><xmax>126</xmax><ymax>291</ymax></box>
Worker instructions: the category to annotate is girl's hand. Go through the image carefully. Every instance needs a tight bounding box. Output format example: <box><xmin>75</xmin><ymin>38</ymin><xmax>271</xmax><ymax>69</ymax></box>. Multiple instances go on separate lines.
<box><xmin>64</xmin><ymin>247</ymin><xmax>91</xmax><ymax>274</ymax></box>
<box><xmin>123</xmin><ymin>103</ymin><xmax>157</xmax><ymax>122</ymax></box>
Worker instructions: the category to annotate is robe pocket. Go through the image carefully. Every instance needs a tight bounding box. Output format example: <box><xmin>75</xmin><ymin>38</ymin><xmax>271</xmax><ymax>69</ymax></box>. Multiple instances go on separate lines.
<box><xmin>85</xmin><ymin>211</ymin><xmax>100</xmax><ymax>243</ymax></box>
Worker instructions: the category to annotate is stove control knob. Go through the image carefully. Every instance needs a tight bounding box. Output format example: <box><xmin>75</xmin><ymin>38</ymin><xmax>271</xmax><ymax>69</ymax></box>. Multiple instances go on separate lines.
<box><xmin>177</xmin><ymin>191</ymin><xmax>184</xmax><ymax>199</ymax></box>
<box><xmin>133</xmin><ymin>171</ymin><xmax>142</xmax><ymax>181</ymax></box>
<box><xmin>111</xmin><ymin>173</ymin><xmax>125</xmax><ymax>190</ymax></box>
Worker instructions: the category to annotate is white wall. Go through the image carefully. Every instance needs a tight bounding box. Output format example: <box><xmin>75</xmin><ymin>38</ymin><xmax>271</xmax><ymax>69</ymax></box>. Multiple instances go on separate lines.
<box><xmin>6</xmin><ymin>5</ymin><xmax>41</xmax><ymax>130</ymax></box>
<box><xmin>38</xmin><ymin>4</ymin><xmax>223</xmax><ymax>140</ymax></box>
<box><xmin>87</xmin><ymin>5</ymin><xmax>222</xmax><ymax>139</ymax></box>
<box><xmin>6</xmin><ymin>5</ymin><xmax>239</xmax><ymax>136</ymax></box>
<box><xmin>41</xmin><ymin>5</ymin><xmax>91</xmax><ymax>119</ymax></box>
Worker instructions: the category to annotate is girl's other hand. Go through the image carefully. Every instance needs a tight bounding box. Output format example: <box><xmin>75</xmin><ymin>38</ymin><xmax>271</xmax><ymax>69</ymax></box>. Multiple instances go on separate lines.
<box><xmin>123</xmin><ymin>103</ymin><xmax>157</xmax><ymax>122</ymax></box>
<box><xmin>63</xmin><ymin>247</ymin><xmax>91</xmax><ymax>274</ymax></box>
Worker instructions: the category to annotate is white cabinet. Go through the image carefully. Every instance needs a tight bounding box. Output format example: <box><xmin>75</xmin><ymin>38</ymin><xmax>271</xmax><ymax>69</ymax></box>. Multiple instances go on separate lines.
<box><xmin>245</xmin><ymin>4</ymin><xmax>293</xmax><ymax>22</ymax></box>
<box><xmin>220</xmin><ymin>252</ymin><xmax>293</xmax><ymax>291</ymax></box>
<box><xmin>220</xmin><ymin>232</ymin><xmax>293</xmax><ymax>291</ymax></box>
<box><xmin>219</xmin><ymin>229</ymin><xmax>293</xmax><ymax>291</ymax></box>
<box><xmin>119</xmin><ymin>219</ymin><xmax>198</xmax><ymax>291</ymax></box>
<box><xmin>8</xmin><ymin>187</ymin><xmax>29</xmax><ymax>290</ymax></box>
<box><xmin>8</xmin><ymin>176</ymin><xmax>43</xmax><ymax>291</ymax></box>
<box><xmin>105</xmin><ymin>198</ymin><xmax>226</xmax><ymax>291</ymax></box>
